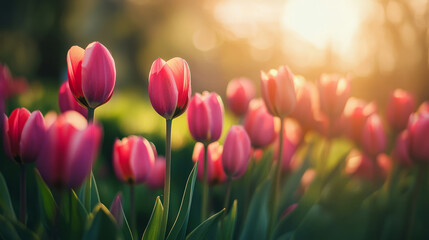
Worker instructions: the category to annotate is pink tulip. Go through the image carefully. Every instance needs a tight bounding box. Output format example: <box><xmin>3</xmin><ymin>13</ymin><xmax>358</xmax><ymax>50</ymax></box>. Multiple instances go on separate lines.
<box><xmin>260</xmin><ymin>65</ymin><xmax>296</xmax><ymax>118</ymax></box>
<box><xmin>0</xmin><ymin>63</ymin><xmax>28</xmax><ymax>99</ymax></box>
<box><xmin>317</xmin><ymin>74</ymin><xmax>351</xmax><ymax>120</ymax></box>
<box><xmin>148</xmin><ymin>57</ymin><xmax>191</xmax><ymax>119</ymax></box>
<box><xmin>67</xmin><ymin>42</ymin><xmax>116</xmax><ymax>109</ymax></box>
<box><xmin>386</xmin><ymin>89</ymin><xmax>415</xmax><ymax>132</ymax></box>
<box><xmin>110</xmin><ymin>193</ymin><xmax>124</xmax><ymax>227</ymax></box>
<box><xmin>417</xmin><ymin>101</ymin><xmax>429</xmax><ymax>114</ymax></box>
<box><xmin>392</xmin><ymin>130</ymin><xmax>412</xmax><ymax>167</ymax></box>
<box><xmin>226</xmin><ymin>77</ymin><xmax>255</xmax><ymax>116</ymax></box>
<box><xmin>361</xmin><ymin>114</ymin><xmax>387</xmax><ymax>157</ymax></box>
<box><xmin>36</xmin><ymin>111</ymin><xmax>102</xmax><ymax>189</ymax></box>
<box><xmin>290</xmin><ymin>77</ymin><xmax>319</xmax><ymax>132</ymax></box>
<box><xmin>187</xmin><ymin>91</ymin><xmax>224</xmax><ymax>143</ymax></box>
<box><xmin>192</xmin><ymin>142</ymin><xmax>226</xmax><ymax>185</ymax></box>
<box><xmin>3</xmin><ymin>108</ymin><xmax>45</xmax><ymax>163</ymax></box>
<box><xmin>407</xmin><ymin>113</ymin><xmax>429</xmax><ymax>162</ymax></box>
<box><xmin>244</xmin><ymin>99</ymin><xmax>276</xmax><ymax>149</ymax></box>
<box><xmin>58</xmin><ymin>81</ymin><xmax>88</xmax><ymax>118</ymax></box>
<box><xmin>146</xmin><ymin>156</ymin><xmax>166</xmax><ymax>189</ymax></box>
<box><xmin>345</xmin><ymin>150</ymin><xmax>374</xmax><ymax>180</ymax></box>
<box><xmin>222</xmin><ymin>126</ymin><xmax>251</xmax><ymax>179</ymax></box>
<box><xmin>343</xmin><ymin>98</ymin><xmax>377</xmax><ymax>143</ymax></box>
<box><xmin>113</xmin><ymin>136</ymin><xmax>156</xmax><ymax>184</ymax></box>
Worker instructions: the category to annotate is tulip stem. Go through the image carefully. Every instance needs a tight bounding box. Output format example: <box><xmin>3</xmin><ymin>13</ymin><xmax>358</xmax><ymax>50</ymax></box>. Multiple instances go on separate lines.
<box><xmin>19</xmin><ymin>164</ymin><xmax>26</xmax><ymax>225</ymax></box>
<box><xmin>161</xmin><ymin>119</ymin><xmax>172</xmax><ymax>239</ymax></box>
<box><xmin>84</xmin><ymin>174</ymin><xmax>92</xmax><ymax>211</ymax></box>
<box><xmin>267</xmin><ymin>117</ymin><xmax>285</xmax><ymax>240</ymax></box>
<box><xmin>202</xmin><ymin>142</ymin><xmax>209</xmax><ymax>221</ymax></box>
<box><xmin>87</xmin><ymin>107</ymin><xmax>94</xmax><ymax>123</ymax></box>
<box><xmin>130</xmin><ymin>184</ymin><xmax>136</xmax><ymax>238</ymax></box>
<box><xmin>223</xmin><ymin>176</ymin><xmax>232</xmax><ymax>210</ymax></box>
<box><xmin>404</xmin><ymin>166</ymin><xmax>425</xmax><ymax>240</ymax></box>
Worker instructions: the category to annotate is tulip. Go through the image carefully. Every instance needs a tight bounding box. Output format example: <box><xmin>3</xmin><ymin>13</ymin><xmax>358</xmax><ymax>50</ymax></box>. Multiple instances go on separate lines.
<box><xmin>146</xmin><ymin>156</ymin><xmax>166</xmax><ymax>189</ymax></box>
<box><xmin>290</xmin><ymin>77</ymin><xmax>319</xmax><ymax>132</ymax></box>
<box><xmin>244</xmin><ymin>99</ymin><xmax>276</xmax><ymax>149</ymax></box>
<box><xmin>67</xmin><ymin>42</ymin><xmax>116</xmax><ymax>110</ymax></box>
<box><xmin>361</xmin><ymin>114</ymin><xmax>387</xmax><ymax>157</ymax></box>
<box><xmin>386</xmin><ymin>89</ymin><xmax>415</xmax><ymax>132</ymax></box>
<box><xmin>187</xmin><ymin>91</ymin><xmax>224</xmax><ymax>143</ymax></box>
<box><xmin>58</xmin><ymin>81</ymin><xmax>88</xmax><ymax>118</ymax></box>
<box><xmin>110</xmin><ymin>194</ymin><xmax>124</xmax><ymax>227</ymax></box>
<box><xmin>345</xmin><ymin>150</ymin><xmax>374</xmax><ymax>180</ymax></box>
<box><xmin>393</xmin><ymin>130</ymin><xmax>413</xmax><ymax>167</ymax></box>
<box><xmin>113</xmin><ymin>136</ymin><xmax>156</xmax><ymax>184</ymax></box>
<box><xmin>317</xmin><ymin>74</ymin><xmax>351</xmax><ymax>120</ymax></box>
<box><xmin>417</xmin><ymin>101</ymin><xmax>429</xmax><ymax>114</ymax></box>
<box><xmin>407</xmin><ymin>113</ymin><xmax>429</xmax><ymax>162</ymax></box>
<box><xmin>260</xmin><ymin>65</ymin><xmax>296</xmax><ymax>118</ymax></box>
<box><xmin>0</xmin><ymin>63</ymin><xmax>28</xmax><ymax>99</ymax></box>
<box><xmin>343</xmin><ymin>98</ymin><xmax>377</xmax><ymax>143</ymax></box>
<box><xmin>226</xmin><ymin>77</ymin><xmax>255</xmax><ymax>116</ymax></box>
<box><xmin>222</xmin><ymin>126</ymin><xmax>251</xmax><ymax>179</ymax></box>
<box><xmin>192</xmin><ymin>142</ymin><xmax>226</xmax><ymax>185</ymax></box>
<box><xmin>273</xmin><ymin>119</ymin><xmax>302</xmax><ymax>172</ymax></box>
<box><xmin>36</xmin><ymin>111</ymin><xmax>102</xmax><ymax>189</ymax></box>
<box><xmin>148</xmin><ymin>57</ymin><xmax>191</xmax><ymax>119</ymax></box>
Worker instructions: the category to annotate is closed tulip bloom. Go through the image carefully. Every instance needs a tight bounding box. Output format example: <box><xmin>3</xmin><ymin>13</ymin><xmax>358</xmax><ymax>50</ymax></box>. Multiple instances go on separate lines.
<box><xmin>67</xmin><ymin>42</ymin><xmax>116</xmax><ymax>109</ymax></box>
<box><xmin>146</xmin><ymin>156</ymin><xmax>166</xmax><ymax>189</ymax></box>
<box><xmin>148</xmin><ymin>57</ymin><xmax>191</xmax><ymax>119</ymax></box>
<box><xmin>222</xmin><ymin>126</ymin><xmax>251</xmax><ymax>179</ymax></box>
<box><xmin>343</xmin><ymin>98</ymin><xmax>377</xmax><ymax>143</ymax></box>
<box><xmin>113</xmin><ymin>136</ymin><xmax>156</xmax><ymax>185</ymax></box>
<box><xmin>393</xmin><ymin>130</ymin><xmax>412</xmax><ymax>167</ymax></box>
<box><xmin>290</xmin><ymin>77</ymin><xmax>319</xmax><ymax>131</ymax></box>
<box><xmin>260</xmin><ymin>65</ymin><xmax>297</xmax><ymax>118</ymax></box>
<box><xmin>110</xmin><ymin>194</ymin><xmax>124</xmax><ymax>227</ymax></box>
<box><xmin>226</xmin><ymin>77</ymin><xmax>255</xmax><ymax>116</ymax></box>
<box><xmin>386</xmin><ymin>89</ymin><xmax>415</xmax><ymax>132</ymax></box>
<box><xmin>244</xmin><ymin>99</ymin><xmax>276</xmax><ymax>149</ymax></box>
<box><xmin>407</xmin><ymin>113</ymin><xmax>429</xmax><ymax>162</ymax></box>
<box><xmin>317</xmin><ymin>74</ymin><xmax>351</xmax><ymax>120</ymax></box>
<box><xmin>192</xmin><ymin>142</ymin><xmax>226</xmax><ymax>185</ymax></box>
<box><xmin>361</xmin><ymin>114</ymin><xmax>387</xmax><ymax>157</ymax></box>
<box><xmin>187</xmin><ymin>91</ymin><xmax>224</xmax><ymax>143</ymax></box>
<box><xmin>37</xmin><ymin>111</ymin><xmax>102</xmax><ymax>189</ymax></box>
<box><xmin>3</xmin><ymin>108</ymin><xmax>30</xmax><ymax>162</ymax></box>
<box><xmin>58</xmin><ymin>81</ymin><xmax>88</xmax><ymax>118</ymax></box>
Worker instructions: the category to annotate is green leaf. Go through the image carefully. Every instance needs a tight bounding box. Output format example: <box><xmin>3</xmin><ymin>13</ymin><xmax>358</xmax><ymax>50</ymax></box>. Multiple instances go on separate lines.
<box><xmin>0</xmin><ymin>214</ymin><xmax>20</xmax><ymax>240</ymax></box>
<box><xmin>185</xmin><ymin>208</ymin><xmax>225</xmax><ymax>240</ymax></box>
<box><xmin>221</xmin><ymin>200</ymin><xmax>237</xmax><ymax>240</ymax></box>
<box><xmin>0</xmin><ymin>171</ymin><xmax>16</xmax><ymax>220</ymax></box>
<box><xmin>58</xmin><ymin>190</ymin><xmax>88</xmax><ymax>240</ymax></box>
<box><xmin>79</xmin><ymin>172</ymin><xmax>101</xmax><ymax>212</ymax></box>
<box><xmin>35</xmin><ymin>169</ymin><xmax>57</xmax><ymax>224</ymax></box>
<box><xmin>83</xmin><ymin>203</ymin><xmax>119</xmax><ymax>240</ymax></box>
<box><xmin>166</xmin><ymin>162</ymin><xmax>198</xmax><ymax>240</ymax></box>
<box><xmin>142</xmin><ymin>196</ymin><xmax>164</xmax><ymax>240</ymax></box>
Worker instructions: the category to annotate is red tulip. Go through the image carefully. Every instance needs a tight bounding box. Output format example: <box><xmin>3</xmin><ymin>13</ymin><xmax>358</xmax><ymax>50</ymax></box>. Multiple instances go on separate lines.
<box><xmin>36</xmin><ymin>111</ymin><xmax>102</xmax><ymax>189</ymax></box>
<box><xmin>67</xmin><ymin>42</ymin><xmax>116</xmax><ymax>109</ymax></box>
<box><xmin>192</xmin><ymin>142</ymin><xmax>226</xmax><ymax>185</ymax></box>
<box><xmin>361</xmin><ymin>114</ymin><xmax>387</xmax><ymax>157</ymax></box>
<box><xmin>343</xmin><ymin>98</ymin><xmax>377</xmax><ymax>143</ymax></box>
<box><xmin>244</xmin><ymin>99</ymin><xmax>276</xmax><ymax>149</ymax></box>
<box><xmin>58</xmin><ymin>81</ymin><xmax>88</xmax><ymax>118</ymax></box>
<box><xmin>187</xmin><ymin>91</ymin><xmax>224</xmax><ymax>143</ymax></box>
<box><xmin>146</xmin><ymin>156</ymin><xmax>166</xmax><ymax>189</ymax></box>
<box><xmin>222</xmin><ymin>126</ymin><xmax>251</xmax><ymax>179</ymax></box>
<box><xmin>113</xmin><ymin>136</ymin><xmax>156</xmax><ymax>184</ymax></box>
<box><xmin>148</xmin><ymin>57</ymin><xmax>191</xmax><ymax>119</ymax></box>
<box><xmin>407</xmin><ymin>113</ymin><xmax>429</xmax><ymax>162</ymax></box>
<box><xmin>226</xmin><ymin>77</ymin><xmax>255</xmax><ymax>116</ymax></box>
<box><xmin>317</xmin><ymin>74</ymin><xmax>350</xmax><ymax>120</ymax></box>
<box><xmin>386</xmin><ymin>89</ymin><xmax>415</xmax><ymax>132</ymax></box>
<box><xmin>392</xmin><ymin>130</ymin><xmax>412</xmax><ymax>167</ymax></box>
<box><xmin>260</xmin><ymin>65</ymin><xmax>296</xmax><ymax>118</ymax></box>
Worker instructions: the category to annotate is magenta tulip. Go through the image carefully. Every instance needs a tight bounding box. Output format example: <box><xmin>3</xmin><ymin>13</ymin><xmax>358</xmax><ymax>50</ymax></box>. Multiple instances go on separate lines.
<box><xmin>386</xmin><ymin>89</ymin><xmax>415</xmax><ymax>132</ymax></box>
<box><xmin>407</xmin><ymin>113</ymin><xmax>429</xmax><ymax>162</ymax></box>
<box><xmin>343</xmin><ymin>98</ymin><xmax>377</xmax><ymax>143</ymax></box>
<box><xmin>361</xmin><ymin>114</ymin><xmax>387</xmax><ymax>157</ymax></box>
<box><xmin>146</xmin><ymin>156</ymin><xmax>166</xmax><ymax>189</ymax></box>
<box><xmin>187</xmin><ymin>91</ymin><xmax>224</xmax><ymax>143</ymax></box>
<box><xmin>148</xmin><ymin>57</ymin><xmax>191</xmax><ymax>119</ymax></box>
<box><xmin>67</xmin><ymin>42</ymin><xmax>116</xmax><ymax>109</ymax></box>
<box><xmin>58</xmin><ymin>81</ymin><xmax>88</xmax><ymax>118</ymax></box>
<box><xmin>192</xmin><ymin>142</ymin><xmax>226</xmax><ymax>185</ymax></box>
<box><xmin>226</xmin><ymin>77</ymin><xmax>255</xmax><ymax>116</ymax></box>
<box><xmin>393</xmin><ymin>131</ymin><xmax>412</xmax><ymax>167</ymax></box>
<box><xmin>317</xmin><ymin>74</ymin><xmax>351</xmax><ymax>120</ymax></box>
<box><xmin>222</xmin><ymin>126</ymin><xmax>251</xmax><ymax>179</ymax></box>
<box><xmin>244</xmin><ymin>99</ymin><xmax>276</xmax><ymax>149</ymax></box>
<box><xmin>110</xmin><ymin>194</ymin><xmax>124</xmax><ymax>227</ymax></box>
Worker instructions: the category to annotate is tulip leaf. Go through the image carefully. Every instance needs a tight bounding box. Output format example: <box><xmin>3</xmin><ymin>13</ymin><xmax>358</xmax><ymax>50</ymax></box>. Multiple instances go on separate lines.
<box><xmin>58</xmin><ymin>190</ymin><xmax>88</xmax><ymax>240</ymax></box>
<box><xmin>0</xmin><ymin>171</ymin><xmax>16</xmax><ymax>220</ymax></box>
<box><xmin>185</xmin><ymin>208</ymin><xmax>225</xmax><ymax>240</ymax></box>
<box><xmin>142</xmin><ymin>196</ymin><xmax>164</xmax><ymax>240</ymax></box>
<box><xmin>219</xmin><ymin>200</ymin><xmax>237</xmax><ymax>240</ymax></box>
<box><xmin>0</xmin><ymin>214</ymin><xmax>20</xmax><ymax>240</ymax></box>
<box><xmin>79</xmin><ymin>172</ymin><xmax>101</xmax><ymax>212</ymax></box>
<box><xmin>35</xmin><ymin>169</ymin><xmax>57</xmax><ymax>225</ymax></box>
<box><xmin>83</xmin><ymin>203</ymin><xmax>119</xmax><ymax>240</ymax></box>
<box><xmin>166</xmin><ymin>161</ymin><xmax>198</xmax><ymax>240</ymax></box>
<box><xmin>119</xmin><ymin>200</ymin><xmax>133</xmax><ymax>240</ymax></box>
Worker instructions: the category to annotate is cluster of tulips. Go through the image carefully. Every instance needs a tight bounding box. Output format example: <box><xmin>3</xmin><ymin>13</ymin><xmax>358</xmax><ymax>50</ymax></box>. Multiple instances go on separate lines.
<box><xmin>1</xmin><ymin>40</ymin><xmax>429</xmax><ymax>240</ymax></box>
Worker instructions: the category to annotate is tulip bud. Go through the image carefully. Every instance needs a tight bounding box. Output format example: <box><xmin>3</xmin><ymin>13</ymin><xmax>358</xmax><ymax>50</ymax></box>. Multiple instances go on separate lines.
<box><xmin>407</xmin><ymin>113</ymin><xmax>429</xmax><ymax>162</ymax></box>
<box><xmin>290</xmin><ymin>77</ymin><xmax>319</xmax><ymax>131</ymax></box>
<box><xmin>260</xmin><ymin>65</ymin><xmax>296</xmax><ymax>118</ymax></box>
<box><xmin>58</xmin><ymin>81</ymin><xmax>88</xmax><ymax>118</ymax></box>
<box><xmin>244</xmin><ymin>99</ymin><xmax>276</xmax><ymax>149</ymax></box>
<box><xmin>109</xmin><ymin>193</ymin><xmax>124</xmax><ymax>227</ymax></box>
<box><xmin>148</xmin><ymin>57</ymin><xmax>191</xmax><ymax>119</ymax></box>
<box><xmin>113</xmin><ymin>136</ymin><xmax>156</xmax><ymax>185</ymax></box>
<box><xmin>36</xmin><ymin>111</ymin><xmax>102</xmax><ymax>189</ymax></box>
<box><xmin>146</xmin><ymin>156</ymin><xmax>166</xmax><ymax>189</ymax></box>
<box><xmin>226</xmin><ymin>77</ymin><xmax>255</xmax><ymax>116</ymax></box>
<box><xmin>392</xmin><ymin>130</ymin><xmax>413</xmax><ymax>167</ymax></box>
<box><xmin>67</xmin><ymin>42</ymin><xmax>116</xmax><ymax>109</ymax></box>
<box><xmin>386</xmin><ymin>89</ymin><xmax>415</xmax><ymax>132</ymax></box>
<box><xmin>343</xmin><ymin>98</ymin><xmax>377</xmax><ymax>143</ymax></box>
<box><xmin>192</xmin><ymin>142</ymin><xmax>226</xmax><ymax>185</ymax></box>
<box><xmin>361</xmin><ymin>114</ymin><xmax>387</xmax><ymax>157</ymax></box>
<box><xmin>3</xmin><ymin>108</ymin><xmax>30</xmax><ymax>162</ymax></box>
<box><xmin>317</xmin><ymin>74</ymin><xmax>350</xmax><ymax>120</ymax></box>
<box><xmin>187</xmin><ymin>91</ymin><xmax>224</xmax><ymax>143</ymax></box>
<box><xmin>222</xmin><ymin>126</ymin><xmax>251</xmax><ymax>179</ymax></box>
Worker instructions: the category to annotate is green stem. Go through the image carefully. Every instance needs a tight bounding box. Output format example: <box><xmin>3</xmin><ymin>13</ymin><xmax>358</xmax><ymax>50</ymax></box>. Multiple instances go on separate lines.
<box><xmin>320</xmin><ymin>139</ymin><xmax>331</xmax><ymax>176</ymax></box>
<box><xmin>202</xmin><ymin>142</ymin><xmax>209</xmax><ymax>221</ymax></box>
<box><xmin>69</xmin><ymin>189</ymin><xmax>72</xmax><ymax>223</ymax></box>
<box><xmin>161</xmin><ymin>119</ymin><xmax>172</xmax><ymax>239</ymax></box>
<box><xmin>19</xmin><ymin>164</ymin><xmax>26</xmax><ymax>225</ymax></box>
<box><xmin>267</xmin><ymin>117</ymin><xmax>285</xmax><ymax>240</ymax></box>
<box><xmin>404</xmin><ymin>167</ymin><xmax>424</xmax><ymax>240</ymax></box>
<box><xmin>223</xmin><ymin>177</ymin><xmax>232</xmax><ymax>210</ymax></box>
<box><xmin>130</xmin><ymin>184</ymin><xmax>136</xmax><ymax>238</ymax></box>
<box><xmin>84</xmin><ymin>107</ymin><xmax>95</xmax><ymax>211</ymax></box>
<box><xmin>87</xmin><ymin>107</ymin><xmax>95</xmax><ymax>123</ymax></box>
<box><xmin>243</xmin><ymin>154</ymin><xmax>255</xmax><ymax>220</ymax></box>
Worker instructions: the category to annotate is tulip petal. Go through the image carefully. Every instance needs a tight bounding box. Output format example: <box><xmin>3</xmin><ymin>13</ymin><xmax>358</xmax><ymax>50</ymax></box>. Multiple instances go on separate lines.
<box><xmin>167</xmin><ymin>57</ymin><xmax>191</xmax><ymax>117</ymax></box>
<box><xmin>20</xmin><ymin>111</ymin><xmax>46</xmax><ymax>163</ymax></box>
<box><xmin>8</xmin><ymin>108</ymin><xmax>31</xmax><ymax>160</ymax></box>
<box><xmin>59</xmin><ymin>81</ymin><xmax>88</xmax><ymax>118</ymax></box>
<box><xmin>130</xmin><ymin>137</ymin><xmax>155</xmax><ymax>183</ymax></box>
<box><xmin>187</xmin><ymin>94</ymin><xmax>210</xmax><ymax>142</ymax></box>
<box><xmin>206</xmin><ymin>93</ymin><xmax>224</xmax><ymax>142</ymax></box>
<box><xmin>2</xmin><ymin>114</ymin><xmax>12</xmax><ymax>160</ymax></box>
<box><xmin>67</xmin><ymin>46</ymin><xmax>85</xmax><ymax>101</ymax></box>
